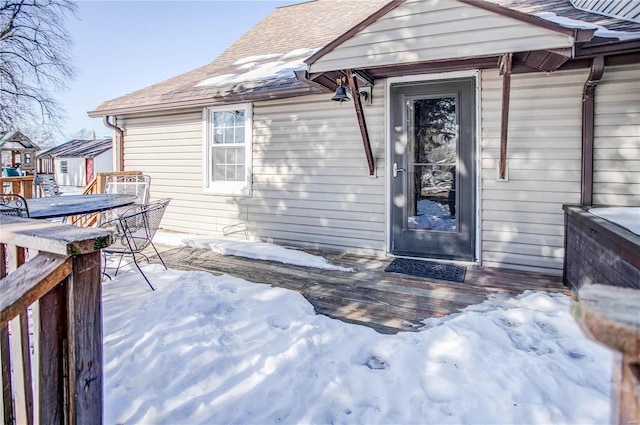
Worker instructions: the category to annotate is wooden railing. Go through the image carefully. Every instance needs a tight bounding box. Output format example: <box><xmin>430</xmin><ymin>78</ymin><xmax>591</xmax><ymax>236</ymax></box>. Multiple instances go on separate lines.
<box><xmin>0</xmin><ymin>176</ymin><xmax>34</xmax><ymax>198</ymax></box>
<box><xmin>0</xmin><ymin>215</ymin><xmax>114</xmax><ymax>424</ymax></box>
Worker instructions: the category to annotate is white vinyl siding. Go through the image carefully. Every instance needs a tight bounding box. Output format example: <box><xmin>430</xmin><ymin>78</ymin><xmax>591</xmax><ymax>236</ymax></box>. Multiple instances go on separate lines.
<box><xmin>118</xmin><ymin>86</ymin><xmax>387</xmax><ymax>255</ymax></box>
<box><xmin>119</xmin><ymin>111</ymin><xmax>251</xmax><ymax>236</ymax></box>
<box><xmin>592</xmin><ymin>64</ymin><xmax>640</xmax><ymax>206</ymax></box>
<box><xmin>248</xmin><ymin>87</ymin><xmax>386</xmax><ymax>254</ymax></box>
<box><xmin>479</xmin><ymin>68</ymin><xmax>588</xmax><ymax>275</ymax></box>
<box><xmin>310</xmin><ymin>0</ymin><xmax>573</xmax><ymax>73</ymax></box>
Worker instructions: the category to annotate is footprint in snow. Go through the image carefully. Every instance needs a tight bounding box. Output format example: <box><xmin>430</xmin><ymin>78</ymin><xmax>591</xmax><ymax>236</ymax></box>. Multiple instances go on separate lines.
<box><xmin>267</xmin><ymin>315</ymin><xmax>291</xmax><ymax>330</ymax></box>
<box><xmin>366</xmin><ymin>356</ymin><xmax>389</xmax><ymax>370</ymax></box>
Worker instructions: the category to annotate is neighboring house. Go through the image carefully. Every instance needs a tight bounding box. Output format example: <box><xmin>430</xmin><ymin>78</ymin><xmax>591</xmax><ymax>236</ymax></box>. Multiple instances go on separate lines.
<box><xmin>0</xmin><ymin>131</ymin><xmax>40</xmax><ymax>175</ymax></box>
<box><xmin>37</xmin><ymin>138</ymin><xmax>113</xmax><ymax>186</ymax></box>
<box><xmin>88</xmin><ymin>0</ymin><xmax>640</xmax><ymax>276</ymax></box>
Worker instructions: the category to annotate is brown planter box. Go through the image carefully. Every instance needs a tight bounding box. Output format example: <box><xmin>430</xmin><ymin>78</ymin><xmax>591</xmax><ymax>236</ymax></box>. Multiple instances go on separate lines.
<box><xmin>563</xmin><ymin>205</ymin><xmax>640</xmax><ymax>291</ymax></box>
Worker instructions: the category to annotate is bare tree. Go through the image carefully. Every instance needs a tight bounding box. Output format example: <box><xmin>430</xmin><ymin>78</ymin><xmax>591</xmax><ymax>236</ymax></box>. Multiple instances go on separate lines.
<box><xmin>0</xmin><ymin>0</ymin><xmax>77</xmax><ymax>132</ymax></box>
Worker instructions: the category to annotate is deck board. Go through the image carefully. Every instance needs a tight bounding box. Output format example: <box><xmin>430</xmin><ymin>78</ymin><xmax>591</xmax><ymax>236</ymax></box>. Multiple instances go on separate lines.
<box><xmin>152</xmin><ymin>244</ymin><xmax>570</xmax><ymax>334</ymax></box>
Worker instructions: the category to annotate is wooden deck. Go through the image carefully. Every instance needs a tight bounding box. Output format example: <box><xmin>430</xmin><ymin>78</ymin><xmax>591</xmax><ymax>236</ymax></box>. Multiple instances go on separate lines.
<box><xmin>153</xmin><ymin>245</ymin><xmax>570</xmax><ymax>334</ymax></box>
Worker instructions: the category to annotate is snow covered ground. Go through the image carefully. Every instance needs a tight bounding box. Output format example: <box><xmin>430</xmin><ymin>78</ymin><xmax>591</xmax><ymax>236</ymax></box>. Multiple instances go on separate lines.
<box><xmin>102</xmin><ymin>242</ymin><xmax>613</xmax><ymax>424</ymax></box>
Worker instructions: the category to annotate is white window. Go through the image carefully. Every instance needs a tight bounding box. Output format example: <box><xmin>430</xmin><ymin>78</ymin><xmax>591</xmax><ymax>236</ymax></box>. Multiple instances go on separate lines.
<box><xmin>60</xmin><ymin>160</ymin><xmax>68</xmax><ymax>174</ymax></box>
<box><xmin>203</xmin><ymin>104</ymin><xmax>252</xmax><ymax>196</ymax></box>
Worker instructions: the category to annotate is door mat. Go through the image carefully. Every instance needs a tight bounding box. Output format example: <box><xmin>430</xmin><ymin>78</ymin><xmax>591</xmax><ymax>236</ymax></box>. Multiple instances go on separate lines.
<box><xmin>385</xmin><ymin>258</ymin><xmax>466</xmax><ymax>283</ymax></box>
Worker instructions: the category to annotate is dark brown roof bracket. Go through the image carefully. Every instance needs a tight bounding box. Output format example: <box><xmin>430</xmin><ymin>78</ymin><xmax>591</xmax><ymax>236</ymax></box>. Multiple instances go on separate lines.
<box><xmin>498</xmin><ymin>53</ymin><xmax>512</xmax><ymax>181</ymax></box>
<box><xmin>294</xmin><ymin>70</ymin><xmax>333</xmax><ymax>93</ymax></box>
<box><xmin>346</xmin><ymin>69</ymin><xmax>376</xmax><ymax>176</ymax></box>
<box><xmin>581</xmin><ymin>55</ymin><xmax>605</xmax><ymax>206</ymax></box>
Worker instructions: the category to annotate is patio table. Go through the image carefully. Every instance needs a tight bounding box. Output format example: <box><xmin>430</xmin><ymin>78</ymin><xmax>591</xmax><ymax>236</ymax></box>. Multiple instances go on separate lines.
<box><xmin>25</xmin><ymin>194</ymin><xmax>138</xmax><ymax>219</ymax></box>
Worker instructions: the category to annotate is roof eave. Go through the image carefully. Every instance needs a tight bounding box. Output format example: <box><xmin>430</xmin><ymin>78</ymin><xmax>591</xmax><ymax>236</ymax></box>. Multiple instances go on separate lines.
<box><xmin>456</xmin><ymin>0</ymin><xmax>587</xmax><ymax>38</ymax></box>
<box><xmin>575</xmin><ymin>38</ymin><xmax>640</xmax><ymax>57</ymax></box>
<box><xmin>88</xmin><ymin>85</ymin><xmax>320</xmax><ymax>118</ymax></box>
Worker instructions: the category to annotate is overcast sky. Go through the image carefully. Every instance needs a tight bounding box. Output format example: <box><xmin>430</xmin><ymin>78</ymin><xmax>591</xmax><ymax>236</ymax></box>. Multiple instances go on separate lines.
<box><xmin>58</xmin><ymin>1</ymin><xmax>298</xmax><ymax>141</ymax></box>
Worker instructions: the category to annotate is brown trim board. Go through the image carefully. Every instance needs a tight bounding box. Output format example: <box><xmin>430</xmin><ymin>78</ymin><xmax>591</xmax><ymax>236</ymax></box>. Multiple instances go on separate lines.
<box><xmin>346</xmin><ymin>69</ymin><xmax>376</xmax><ymax>176</ymax></box>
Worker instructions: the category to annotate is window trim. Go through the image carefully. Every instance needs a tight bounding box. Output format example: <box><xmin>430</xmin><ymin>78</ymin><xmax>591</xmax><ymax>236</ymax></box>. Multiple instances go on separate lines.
<box><xmin>202</xmin><ymin>103</ymin><xmax>253</xmax><ymax>196</ymax></box>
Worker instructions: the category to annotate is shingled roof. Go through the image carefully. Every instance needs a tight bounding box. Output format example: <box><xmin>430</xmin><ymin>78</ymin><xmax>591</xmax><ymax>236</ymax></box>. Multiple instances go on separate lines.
<box><xmin>489</xmin><ymin>0</ymin><xmax>640</xmax><ymax>32</ymax></box>
<box><xmin>38</xmin><ymin>138</ymin><xmax>112</xmax><ymax>158</ymax></box>
<box><xmin>90</xmin><ymin>0</ymin><xmax>640</xmax><ymax>117</ymax></box>
<box><xmin>89</xmin><ymin>0</ymin><xmax>389</xmax><ymax>117</ymax></box>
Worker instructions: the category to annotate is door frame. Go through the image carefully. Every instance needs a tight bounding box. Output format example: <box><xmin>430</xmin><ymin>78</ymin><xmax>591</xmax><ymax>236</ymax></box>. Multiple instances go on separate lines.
<box><xmin>385</xmin><ymin>70</ymin><xmax>482</xmax><ymax>263</ymax></box>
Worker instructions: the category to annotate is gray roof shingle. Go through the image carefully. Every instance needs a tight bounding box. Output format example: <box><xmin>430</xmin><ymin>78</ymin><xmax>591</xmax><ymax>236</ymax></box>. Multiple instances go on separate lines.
<box><xmin>90</xmin><ymin>0</ymin><xmax>640</xmax><ymax>116</ymax></box>
<box><xmin>90</xmin><ymin>0</ymin><xmax>390</xmax><ymax>116</ymax></box>
<box><xmin>38</xmin><ymin>138</ymin><xmax>112</xmax><ymax>158</ymax></box>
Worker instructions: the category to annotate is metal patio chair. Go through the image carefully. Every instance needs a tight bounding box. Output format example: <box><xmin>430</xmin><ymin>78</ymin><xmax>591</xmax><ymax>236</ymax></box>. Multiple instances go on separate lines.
<box><xmin>99</xmin><ymin>198</ymin><xmax>171</xmax><ymax>290</ymax></box>
<box><xmin>100</xmin><ymin>174</ymin><xmax>151</xmax><ymax>223</ymax></box>
<box><xmin>105</xmin><ymin>174</ymin><xmax>151</xmax><ymax>203</ymax></box>
<box><xmin>0</xmin><ymin>194</ymin><xmax>30</xmax><ymax>217</ymax></box>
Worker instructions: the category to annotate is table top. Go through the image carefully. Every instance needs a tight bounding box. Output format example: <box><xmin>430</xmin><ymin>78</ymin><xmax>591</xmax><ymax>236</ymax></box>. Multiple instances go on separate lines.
<box><xmin>26</xmin><ymin>194</ymin><xmax>138</xmax><ymax>219</ymax></box>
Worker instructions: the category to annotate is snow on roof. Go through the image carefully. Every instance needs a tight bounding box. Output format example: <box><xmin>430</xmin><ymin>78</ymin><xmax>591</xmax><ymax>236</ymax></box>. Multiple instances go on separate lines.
<box><xmin>536</xmin><ymin>11</ymin><xmax>640</xmax><ymax>40</ymax></box>
<box><xmin>590</xmin><ymin>207</ymin><xmax>640</xmax><ymax>236</ymax></box>
<box><xmin>195</xmin><ymin>48</ymin><xmax>318</xmax><ymax>88</ymax></box>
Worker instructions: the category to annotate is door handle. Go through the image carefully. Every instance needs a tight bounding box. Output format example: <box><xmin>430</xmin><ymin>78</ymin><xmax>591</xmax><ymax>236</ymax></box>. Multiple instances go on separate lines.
<box><xmin>393</xmin><ymin>162</ymin><xmax>405</xmax><ymax>178</ymax></box>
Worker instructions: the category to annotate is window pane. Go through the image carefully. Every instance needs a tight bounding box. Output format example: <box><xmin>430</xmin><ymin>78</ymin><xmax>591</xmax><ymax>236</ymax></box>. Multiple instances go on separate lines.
<box><xmin>214</xmin><ymin>128</ymin><xmax>223</xmax><ymax>144</ymax></box>
<box><xmin>237</xmin><ymin>165</ymin><xmax>245</xmax><ymax>180</ymax></box>
<box><xmin>237</xmin><ymin>148</ymin><xmax>245</xmax><ymax>165</ymax></box>
<box><xmin>214</xmin><ymin>164</ymin><xmax>225</xmax><ymax>180</ymax></box>
<box><xmin>224</xmin><ymin>128</ymin><xmax>235</xmax><ymax>144</ymax></box>
<box><xmin>226</xmin><ymin>148</ymin><xmax>237</xmax><ymax>164</ymax></box>
<box><xmin>226</xmin><ymin>165</ymin><xmax>236</xmax><ymax>180</ymax></box>
<box><xmin>214</xmin><ymin>111</ymin><xmax>233</xmax><ymax>127</ymax></box>
<box><xmin>234</xmin><ymin>110</ymin><xmax>245</xmax><ymax>124</ymax></box>
<box><xmin>235</xmin><ymin>127</ymin><xmax>245</xmax><ymax>144</ymax></box>
<box><xmin>215</xmin><ymin>148</ymin><xmax>225</xmax><ymax>164</ymax></box>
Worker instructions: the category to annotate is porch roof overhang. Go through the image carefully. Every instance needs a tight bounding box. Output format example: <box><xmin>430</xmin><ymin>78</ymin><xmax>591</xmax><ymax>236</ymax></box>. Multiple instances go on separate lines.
<box><xmin>300</xmin><ymin>50</ymin><xmax>583</xmax><ymax>93</ymax></box>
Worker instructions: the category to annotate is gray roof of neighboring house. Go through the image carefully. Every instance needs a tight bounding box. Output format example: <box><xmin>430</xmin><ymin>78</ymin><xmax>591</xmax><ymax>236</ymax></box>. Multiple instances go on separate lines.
<box><xmin>89</xmin><ymin>0</ymin><xmax>640</xmax><ymax>117</ymax></box>
<box><xmin>38</xmin><ymin>138</ymin><xmax>112</xmax><ymax>158</ymax></box>
<box><xmin>0</xmin><ymin>131</ymin><xmax>40</xmax><ymax>150</ymax></box>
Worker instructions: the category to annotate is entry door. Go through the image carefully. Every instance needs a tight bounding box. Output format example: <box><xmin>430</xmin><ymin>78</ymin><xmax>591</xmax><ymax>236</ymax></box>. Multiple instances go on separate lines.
<box><xmin>86</xmin><ymin>158</ymin><xmax>95</xmax><ymax>185</ymax></box>
<box><xmin>390</xmin><ymin>79</ymin><xmax>476</xmax><ymax>261</ymax></box>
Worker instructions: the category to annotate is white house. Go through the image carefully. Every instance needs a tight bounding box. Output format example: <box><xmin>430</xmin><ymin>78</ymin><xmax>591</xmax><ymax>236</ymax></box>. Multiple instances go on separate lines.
<box><xmin>37</xmin><ymin>138</ymin><xmax>113</xmax><ymax>186</ymax></box>
<box><xmin>88</xmin><ymin>0</ymin><xmax>640</xmax><ymax>276</ymax></box>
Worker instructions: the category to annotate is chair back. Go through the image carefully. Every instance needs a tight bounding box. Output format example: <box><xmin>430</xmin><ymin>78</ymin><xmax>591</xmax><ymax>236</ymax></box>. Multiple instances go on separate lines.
<box><xmin>105</xmin><ymin>198</ymin><xmax>170</xmax><ymax>254</ymax></box>
<box><xmin>105</xmin><ymin>174</ymin><xmax>151</xmax><ymax>204</ymax></box>
<box><xmin>0</xmin><ymin>194</ymin><xmax>30</xmax><ymax>217</ymax></box>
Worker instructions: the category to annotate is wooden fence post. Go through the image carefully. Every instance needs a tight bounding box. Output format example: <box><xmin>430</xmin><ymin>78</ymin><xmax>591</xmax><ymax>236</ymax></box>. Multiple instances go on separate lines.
<box><xmin>66</xmin><ymin>251</ymin><xmax>103</xmax><ymax>425</ymax></box>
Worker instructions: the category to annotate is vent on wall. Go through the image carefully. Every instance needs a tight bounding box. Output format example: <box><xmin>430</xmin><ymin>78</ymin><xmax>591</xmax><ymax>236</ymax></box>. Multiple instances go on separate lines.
<box><xmin>570</xmin><ymin>0</ymin><xmax>640</xmax><ymax>24</ymax></box>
